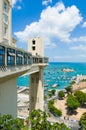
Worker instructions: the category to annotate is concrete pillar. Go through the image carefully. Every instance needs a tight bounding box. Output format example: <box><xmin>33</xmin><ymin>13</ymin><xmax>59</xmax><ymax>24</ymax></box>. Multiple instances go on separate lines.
<box><xmin>29</xmin><ymin>67</ymin><xmax>44</xmax><ymax>112</ymax></box>
<box><xmin>0</xmin><ymin>78</ymin><xmax>17</xmax><ymax>118</ymax></box>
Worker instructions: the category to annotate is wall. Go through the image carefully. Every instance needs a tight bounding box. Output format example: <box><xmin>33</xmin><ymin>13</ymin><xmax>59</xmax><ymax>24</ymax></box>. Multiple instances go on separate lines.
<box><xmin>0</xmin><ymin>78</ymin><xmax>17</xmax><ymax>118</ymax></box>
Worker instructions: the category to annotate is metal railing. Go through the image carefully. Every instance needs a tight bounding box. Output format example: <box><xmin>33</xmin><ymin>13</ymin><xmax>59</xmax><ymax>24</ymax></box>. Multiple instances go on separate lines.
<box><xmin>38</xmin><ymin>57</ymin><xmax>49</xmax><ymax>63</ymax></box>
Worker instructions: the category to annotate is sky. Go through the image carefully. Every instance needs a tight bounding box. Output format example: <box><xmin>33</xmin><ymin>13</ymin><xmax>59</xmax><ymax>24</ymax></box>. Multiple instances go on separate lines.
<box><xmin>12</xmin><ymin>0</ymin><xmax>86</xmax><ymax>62</ymax></box>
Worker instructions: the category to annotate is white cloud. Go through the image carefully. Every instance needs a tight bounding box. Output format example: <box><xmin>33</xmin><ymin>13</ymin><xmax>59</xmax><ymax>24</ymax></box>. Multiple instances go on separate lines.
<box><xmin>14</xmin><ymin>5</ymin><xmax>22</xmax><ymax>10</ymax></box>
<box><xmin>12</xmin><ymin>0</ymin><xmax>17</xmax><ymax>6</ymax></box>
<box><xmin>70</xmin><ymin>44</ymin><xmax>86</xmax><ymax>51</ymax></box>
<box><xmin>14</xmin><ymin>2</ymin><xmax>82</xmax><ymax>47</ymax></box>
<box><xmin>82</xmin><ymin>22</ymin><xmax>86</xmax><ymax>27</ymax></box>
<box><xmin>42</xmin><ymin>0</ymin><xmax>52</xmax><ymax>6</ymax></box>
<box><xmin>54</xmin><ymin>54</ymin><xmax>86</xmax><ymax>60</ymax></box>
<box><xmin>12</xmin><ymin>0</ymin><xmax>22</xmax><ymax>7</ymax></box>
<box><xmin>71</xmin><ymin>36</ymin><xmax>86</xmax><ymax>42</ymax></box>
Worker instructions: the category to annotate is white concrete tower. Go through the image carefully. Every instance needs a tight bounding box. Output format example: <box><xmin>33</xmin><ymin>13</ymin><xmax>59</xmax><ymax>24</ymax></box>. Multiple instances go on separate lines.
<box><xmin>0</xmin><ymin>0</ymin><xmax>12</xmax><ymax>45</ymax></box>
<box><xmin>28</xmin><ymin>37</ymin><xmax>45</xmax><ymax>112</ymax></box>
<box><xmin>28</xmin><ymin>37</ymin><xmax>44</xmax><ymax>57</ymax></box>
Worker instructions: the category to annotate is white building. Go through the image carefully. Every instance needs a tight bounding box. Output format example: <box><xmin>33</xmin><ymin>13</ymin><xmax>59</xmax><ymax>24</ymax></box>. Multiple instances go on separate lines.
<box><xmin>0</xmin><ymin>0</ymin><xmax>16</xmax><ymax>46</ymax></box>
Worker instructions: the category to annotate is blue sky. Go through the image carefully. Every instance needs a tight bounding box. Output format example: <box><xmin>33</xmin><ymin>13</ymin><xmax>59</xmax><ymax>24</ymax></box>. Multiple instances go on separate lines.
<box><xmin>12</xmin><ymin>0</ymin><xmax>86</xmax><ymax>62</ymax></box>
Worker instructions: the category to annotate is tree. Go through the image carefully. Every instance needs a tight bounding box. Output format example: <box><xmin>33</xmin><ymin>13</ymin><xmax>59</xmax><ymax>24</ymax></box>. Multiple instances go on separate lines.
<box><xmin>66</xmin><ymin>95</ymin><xmax>80</xmax><ymax>113</ymax></box>
<box><xmin>51</xmin><ymin>122</ymin><xmax>70</xmax><ymax>130</ymax></box>
<box><xmin>0</xmin><ymin>114</ymin><xmax>25</xmax><ymax>130</ymax></box>
<box><xmin>58</xmin><ymin>91</ymin><xmax>65</xmax><ymax>99</ymax></box>
<box><xmin>74</xmin><ymin>90</ymin><xmax>86</xmax><ymax>106</ymax></box>
<box><xmin>48</xmin><ymin>100</ymin><xmax>62</xmax><ymax>116</ymax></box>
<box><xmin>70</xmin><ymin>80</ymin><xmax>75</xmax><ymax>85</ymax></box>
<box><xmin>79</xmin><ymin>112</ymin><xmax>86</xmax><ymax>130</ymax></box>
<box><xmin>28</xmin><ymin>109</ymin><xmax>70</xmax><ymax>130</ymax></box>
<box><xmin>48</xmin><ymin>92</ymin><xmax>53</xmax><ymax>97</ymax></box>
<box><xmin>28</xmin><ymin>109</ymin><xmax>51</xmax><ymax>130</ymax></box>
<box><xmin>51</xmin><ymin>89</ymin><xmax>56</xmax><ymax>95</ymax></box>
<box><xmin>48</xmin><ymin>89</ymin><xmax>56</xmax><ymax>98</ymax></box>
<box><xmin>65</xmin><ymin>86</ymin><xmax>72</xmax><ymax>94</ymax></box>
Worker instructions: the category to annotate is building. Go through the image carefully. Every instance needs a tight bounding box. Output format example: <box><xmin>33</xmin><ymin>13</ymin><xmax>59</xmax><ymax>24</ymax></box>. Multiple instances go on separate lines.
<box><xmin>0</xmin><ymin>0</ymin><xmax>13</xmax><ymax>45</ymax></box>
<box><xmin>29</xmin><ymin>37</ymin><xmax>44</xmax><ymax>57</ymax></box>
<box><xmin>0</xmin><ymin>0</ymin><xmax>48</xmax><ymax>118</ymax></box>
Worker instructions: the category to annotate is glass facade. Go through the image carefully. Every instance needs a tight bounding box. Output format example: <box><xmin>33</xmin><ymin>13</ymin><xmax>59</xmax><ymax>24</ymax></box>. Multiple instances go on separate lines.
<box><xmin>28</xmin><ymin>56</ymin><xmax>31</xmax><ymax>64</ymax></box>
<box><xmin>0</xmin><ymin>46</ymin><xmax>5</xmax><ymax>66</ymax></box>
<box><xmin>7</xmin><ymin>48</ymin><xmax>15</xmax><ymax>65</ymax></box>
<box><xmin>16</xmin><ymin>51</ymin><xmax>23</xmax><ymax>65</ymax></box>
<box><xmin>24</xmin><ymin>53</ymin><xmax>27</xmax><ymax>65</ymax></box>
<box><xmin>0</xmin><ymin>45</ymin><xmax>47</xmax><ymax>67</ymax></box>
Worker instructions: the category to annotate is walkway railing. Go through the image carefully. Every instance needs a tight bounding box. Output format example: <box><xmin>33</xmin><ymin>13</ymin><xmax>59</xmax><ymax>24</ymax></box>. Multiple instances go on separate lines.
<box><xmin>38</xmin><ymin>57</ymin><xmax>49</xmax><ymax>63</ymax></box>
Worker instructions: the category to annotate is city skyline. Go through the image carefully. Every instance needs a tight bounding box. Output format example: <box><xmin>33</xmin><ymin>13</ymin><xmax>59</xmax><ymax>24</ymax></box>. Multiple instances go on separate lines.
<box><xmin>12</xmin><ymin>0</ymin><xmax>86</xmax><ymax>62</ymax></box>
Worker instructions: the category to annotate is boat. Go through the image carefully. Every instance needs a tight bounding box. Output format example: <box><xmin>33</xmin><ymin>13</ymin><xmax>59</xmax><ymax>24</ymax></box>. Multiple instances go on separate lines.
<box><xmin>52</xmin><ymin>84</ymin><xmax>57</xmax><ymax>88</ymax></box>
<box><xmin>44</xmin><ymin>84</ymin><xmax>48</xmax><ymax>87</ymax></box>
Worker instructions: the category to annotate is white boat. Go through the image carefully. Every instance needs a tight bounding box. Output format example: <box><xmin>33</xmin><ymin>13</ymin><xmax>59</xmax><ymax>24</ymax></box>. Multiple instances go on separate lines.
<box><xmin>44</xmin><ymin>84</ymin><xmax>48</xmax><ymax>87</ymax></box>
<box><xmin>52</xmin><ymin>84</ymin><xmax>57</xmax><ymax>88</ymax></box>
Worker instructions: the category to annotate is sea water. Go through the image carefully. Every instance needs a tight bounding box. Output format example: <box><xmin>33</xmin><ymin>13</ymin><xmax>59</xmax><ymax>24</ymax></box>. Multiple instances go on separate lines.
<box><xmin>17</xmin><ymin>62</ymin><xmax>86</xmax><ymax>90</ymax></box>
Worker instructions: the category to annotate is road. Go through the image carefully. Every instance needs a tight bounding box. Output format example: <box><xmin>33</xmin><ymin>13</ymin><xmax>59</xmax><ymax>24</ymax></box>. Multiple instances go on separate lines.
<box><xmin>44</xmin><ymin>97</ymin><xmax>80</xmax><ymax>130</ymax></box>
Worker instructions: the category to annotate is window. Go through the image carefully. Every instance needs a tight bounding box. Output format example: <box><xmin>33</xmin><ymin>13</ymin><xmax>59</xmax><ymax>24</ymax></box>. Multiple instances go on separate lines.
<box><xmin>7</xmin><ymin>48</ymin><xmax>15</xmax><ymax>65</ymax></box>
<box><xmin>4</xmin><ymin>2</ymin><xmax>8</xmax><ymax>13</ymax></box>
<box><xmin>24</xmin><ymin>53</ymin><xmax>27</xmax><ymax>65</ymax></box>
<box><xmin>4</xmin><ymin>25</ymin><xmax>8</xmax><ymax>37</ymax></box>
<box><xmin>3</xmin><ymin>14</ymin><xmax>8</xmax><ymax>23</ymax></box>
<box><xmin>28</xmin><ymin>56</ymin><xmax>31</xmax><ymax>64</ymax></box>
<box><xmin>7</xmin><ymin>56</ymin><xmax>15</xmax><ymax>65</ymax></box>
<box><xmin>32</xmin><ymin>46</ymin><xmax>35</xmax><ymax>50</ymax></box>
<box><xmin>0</xmin><ymin>46</ymin><xmax>5</xmax><ymax>66</ymax></box>
<box><xmin>0</xmin><ymin>46</ymin><xmax>5</xmax><ymax>55</ymax></box>
<box><xmin>32</xmin><ymin>40</ymin><xmax>35</xmax><ymax>45</ymax></box>
<box><xmin>16</xmin><ymin>51</ymin><xmax>23</xmax><ymax>65</ymax></box>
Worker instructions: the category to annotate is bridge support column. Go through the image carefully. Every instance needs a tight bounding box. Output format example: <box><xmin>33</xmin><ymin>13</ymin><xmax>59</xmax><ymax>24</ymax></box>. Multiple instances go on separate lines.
<box><xmin>29</xmin><ymin>68</ymin><xmax>44</xmax><ymax>112</ymax></box>
<box><xmin>0</xmin><ymin>78</ymin><xmax>17</xmax><ymax>118</ymax></box>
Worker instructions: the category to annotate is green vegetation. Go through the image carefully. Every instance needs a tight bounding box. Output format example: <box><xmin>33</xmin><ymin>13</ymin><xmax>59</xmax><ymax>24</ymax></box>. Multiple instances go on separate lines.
<box><xmin>0</xmin><ymin>110</ymin><xmax>70</xmax><ymax>130</ymax></box>
<box><xmin>70</xmin><ymin>80</ymin><xmax>75</xmax><ymax>85</ymax></box>
<box><xmin>58</xmin><ymin>91</ymin><xmax>65</xmax><ymax>99</ymax></box>
<box><xmin>0</xmin><ymin>114</ymin><xmax>26</xmax><ymax>130</ymax></box>
<box><xmin>29</xmin><ymin>109</ymin><xmax>69</xmax><ymax>130</ymax></box>
<box><xmin>65</xmin><ymin>86</ymin><xmax>72</xmax><ymax>94</ymax></box>
<box><xmin>48</xmin><ymin>89</ymin><xmax>56</xmax><ymax>97</ymax></box>
<box><xmin>44</xmin><ymin>95</ymin><xmax>47</xmax><ymax>100</ymax></box>
<box><xmin>48</xmin><ymin>100</ymin><xmax>62</xmax><ymax>116</ymax></box>
<box><xmin>81</xmin><ymin>79</ymin><xmax>86</xmax><ymax>82</ymax></box>
<box><xmin>48</xmin><ymin>92</ymin><xmax>53</xmax><ymax>97</ymax></box>
<box><xmin>66</xmin><ymin>94</ymin><xmax>80</xmax><ymax>113</ymax></box>
<box><xmin>79</xmin><ymin>112</ymin><xmax>86</xmax><ymax>130</ymax></box>
<box><xmin>29</xmin><ymin>109</ymin><xmax>50</xmax><ymax>130</ymax></box>
<box><xmin>51</xmin><ymin>89</ymin><xmax>56</xmax><ymax>95</ymax></box>
<box><xmin>51</xmin><ymin>122</ymin><xmax>70</xmax><ymax>130</ymax></box>
<box><xmin>74</xmin><ymin>90</ymin><xmax>86</xmax><ymax>106</ymax></box>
